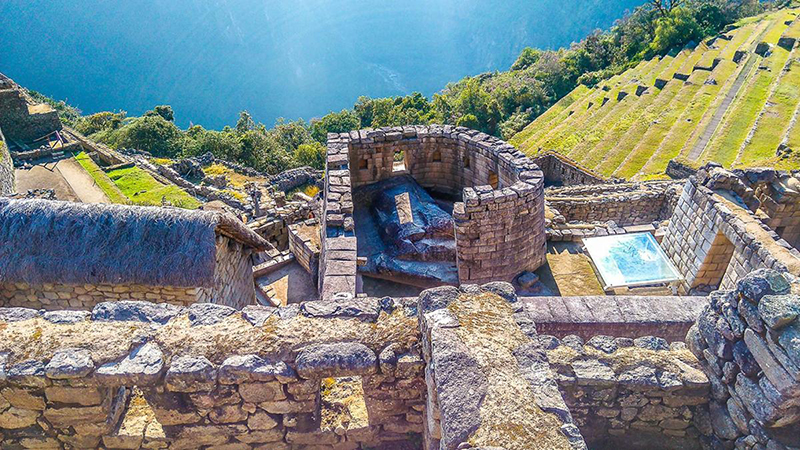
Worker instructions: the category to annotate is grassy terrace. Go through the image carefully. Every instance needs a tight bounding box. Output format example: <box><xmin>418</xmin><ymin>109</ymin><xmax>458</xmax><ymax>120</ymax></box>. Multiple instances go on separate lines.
<box><xmin>578</xmin><ymin>54</ymin><xmax>683</xmax><ymax>170</ymax></box>
<box><xmin>510</xmin><ymin>8</ymin><xmax>800</xmax><ymax>179</ymax></box>
<box><xmin>535</xmin><ymin>58</ymin><xmax>657</xmax><ymax>152</ymax></box>
<box><xmin>106</xmin><ymin>166</ymin><xmax>201</xmax><ymax>209</ymax></box>
<box><xmin>590</xmin><ymin>41</ymin><xmax>724</xmax><ymax>174</ymax></box>
<box><xmin>702</xmin><ymin>14</ymin><xmax>795</xmax><ymax>167</ymax></box>
<box><xmin>509</xmin><ymin>85</ymin><xmax>590</xmax><ymax>148</ymax></box>
<box><xmin>737</xmin><ymin>19</ymin><xmax>800</xmax><ymax>166</ymax></box>
<box><xmin>73</xmin><ymin>152</ymin><xmax>129</xmax><ymax>204</ymax></box>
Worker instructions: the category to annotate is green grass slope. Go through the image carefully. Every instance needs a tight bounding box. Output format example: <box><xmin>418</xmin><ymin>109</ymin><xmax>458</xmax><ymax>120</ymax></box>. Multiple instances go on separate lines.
<box><xmin>511</xmin><ymin>8</ymin><xmax>800</xmax><ymax>179</ymax></box>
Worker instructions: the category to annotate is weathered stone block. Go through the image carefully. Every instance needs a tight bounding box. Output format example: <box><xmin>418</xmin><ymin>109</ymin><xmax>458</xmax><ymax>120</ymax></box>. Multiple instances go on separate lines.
<box><xmin>295</xmin><ymin>343</ymin><xmax>377</xmax><ymax>379</ymax></box>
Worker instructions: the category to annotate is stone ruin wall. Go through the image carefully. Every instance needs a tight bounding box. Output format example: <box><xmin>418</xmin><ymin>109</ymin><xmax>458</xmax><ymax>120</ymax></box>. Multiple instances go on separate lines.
<box><xmin>207</xmin><ymin>235</ymin><xmax>258</xmax><ymax>310</ymax></box>
<box><xmin>0</xmin><ymin>235</ymin><xmax>256</xmax><ymax>312</ymax></box>
<box><xmin>0</xmin><ymin>282</ymin><xmax>200</xmax><ymax>311</ymax></box>
<box><xmin>0</xmin><ymin>126</ymin><xmax>14</xmax><ymax>196</ymax></box>
<box><xmin>0</xmin><ymin>298</ymin><xmax>425</xmax><ymax>449</ymax></box>
<box><xmin>755</xmin><ymin>179</ymin><xmax>800</xmax><ymax>250</ymax></box>
<box><xmin>543</xmin><ymin>335</ymin><xmax>710</xmax><ymax>450</ymax></box>
<box><xmin>288</xmin><ymin>220</ymin><xmax>321</xmax><ymax>284</ymax></box>
<box><xmin>321</xmin><ymin>125</ymin><xmax>547</xmax><ymax>297</ymax></box>
<box><xmin>520</xmin><ymin>295</ymin><xmax>708</xmax><ymax>343</ymax></box>
<box><xmin>249</xmin><ymin>201</ymin><xmax>316</xmax><ymax>251</ymax></box>
<box><xmin>0</xmin><ymin>85</ymin><xmax>62</xmax><ymax>145</ymax></box>
<box><xmin>531</xmin><ymin>152</ymin><xmax>607</xmax><ymax>187</ymax></box>
<box><xmin>546</xmin><ymin>181</ymin><xmax>683</xmax><ymax>227</ymax></box>
<box><xmin>686</xmin><ymin>269</ymin><xmax>800</xmax><ymax>449</ymax></box>
<box><xmin>663</xmin><ymin>175</ymin><xmax>800</xmax><ymax>293</ymax></box>
<box><xmin>0</xmin><ymin>274</ymin><xmax>795</xmax><ymax>449</ymax></box>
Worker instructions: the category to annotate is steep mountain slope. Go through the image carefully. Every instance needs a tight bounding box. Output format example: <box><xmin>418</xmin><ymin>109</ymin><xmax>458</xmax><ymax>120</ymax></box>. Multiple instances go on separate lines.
<box><xmin>511</xmin><ymin>8</ymin><xmax>800</xmax><ymax>179</ymax></box>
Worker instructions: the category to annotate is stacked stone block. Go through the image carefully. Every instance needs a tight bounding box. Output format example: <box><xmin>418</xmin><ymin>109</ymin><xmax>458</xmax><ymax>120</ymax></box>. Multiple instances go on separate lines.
<box><xmin>685</xmin><ymin>269</ymin><xmax>800</xmax><ymax>449</ymax></box>
<box><xmin>544</xmin><ymin>334</ymin><xmax>710</xmax><ymax>450</ymax></box>
<box><xmin>663</xmin><ymin>175</ymin><xmax>800</xmax><ymax>292</ymax></box>
<box><xmin>0</xmin><ymin>86</ymin><xmax>62</xmax><ymax>144</ymax></box>
<box><xmin>419</xmin><ymin>282</ymin><xmax>587</xmax><ymax>450</ymax></box>
<box><xmin>756</xmin><ymin>176</ymin><xmax>800</xmax><ymax>249</ymax></box>
<box><xmin>322</xmin><ymin>125</ymin><xmax>547</xmax><ymax>294</ymax></box>
<box><xmin>531</xmin><ymin>152</ymin><xmax>608</xmax><ymax>186</ymax></box>
<box><xmin>546</xmin><ymin>180</ymin><xmax>682</xmax><ymax>226</ymax></box>
<box><xmin>288</xmin><ymin>219</ymin><xmax>321</xmax><ymax>281</ymax></box>
<box><xmin>208</xmin><ymin>235</ymin><xmax>257</xmax><ymax>309</ymax></box>
<box><xmin>0</xmin><ymin>126</ymin><xmax>14</xmax><ymax>195</ymax></box>
<box><xmin>0</xmin><ymin>297</ymin><xmax>425</xmax><ymax>448</ymax></box>
<box><xmin>0</xmin><ymin>281</ymin><xmax>200</xmax><ymax>310</ymax></box>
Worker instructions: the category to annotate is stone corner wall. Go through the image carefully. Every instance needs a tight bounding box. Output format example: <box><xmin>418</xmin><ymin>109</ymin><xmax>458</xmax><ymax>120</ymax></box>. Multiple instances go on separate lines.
<box><xmin>686</xmin><ymin>269</ymin><xmax>800</xmax><ymax>449</ymax></box>
<box><xmin>545</xmin><ymin>180</ymin><xmax>682</xmax><ymax>227</ymax></box>
<box><xmin>419</xmin><ymin>282</ymin><xmax>587</xmax><ymax>450</ymax></box>
<box><xmin>0</xmin><ymin>126</ymin><xmax>14</xmax><ymax>196</ymax></box>
<box><xmin>663</xmin><ymin>176</ymin><xmax>800</xmax><ymax>293</ymax></box>
<box><xmin>208</xmin><ymin>234</ymin><xmax>257</xmax><ymax>309</ymax></box>
<box><xmin>0</xmin><ymin>297</ymin><xmax>424</xmax><ymax>448</ymax></box>
<box><xmin>0</xmin><ymin>87</ymin><xmax>62</xmax><ymax>144</ymax></box>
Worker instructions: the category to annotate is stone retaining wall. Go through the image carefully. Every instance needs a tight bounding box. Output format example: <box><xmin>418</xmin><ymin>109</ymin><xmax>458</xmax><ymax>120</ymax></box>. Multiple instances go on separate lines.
<box><xmin>0</xmin><ymin>127</ymin><xmax>14</xmax><ymax>195</ymax></box>
<box><xmin>269</xmin><ymin>167</ymin><xmax>323</xmax><ymax>193</ymax></box>
<box><xmin>0</xmin><ymin>297</ymin><xmax>424</xmax><ymax>449</ymax></box>
<box><xmin>531</xmin><ymin>152</ymin><xmax>607</xmax><ymax>186</ymax></box>
<box><xmin>249</xmin><ymin>201</ymin><xmax>315</xmax><ymax>251</ymax></box>
<box><xmin>685</xmin><ymin>269</ymin><xmax>800</xmax><ymax>449</ymax></box>
<box><xmin>546</xmin><ymin>181</ymin><xmax>682</xmax><ymax>226</ymax></box>
<box><xmin>544</xmin><ymin>334</ymin><xmax>710</xmax><ymax>450</ymax></box>
<box><xmin>663</xmin><ymin>173</ymin><xmax>800</xmax><ymax>292</ymax></box>
<box><xmin>322</xmin><ymin>125</ymin><xmax>547</xmax><ymax>296</ymax></box>
<box><xmin>209</xmin><ymin>235</ymin><xmax>258</xmax><ymax>309</ymax></box>
<box><xmin>520</xmin><ymin>296</ymin><xmax>708</xmax><ymax>342</ymax></box>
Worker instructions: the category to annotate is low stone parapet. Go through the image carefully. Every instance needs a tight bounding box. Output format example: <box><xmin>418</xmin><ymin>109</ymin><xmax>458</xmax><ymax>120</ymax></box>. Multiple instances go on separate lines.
<box><xmin>519</xmin><ymin>296</ymin><xmax>709</xmax><ymax>342</ymax></box>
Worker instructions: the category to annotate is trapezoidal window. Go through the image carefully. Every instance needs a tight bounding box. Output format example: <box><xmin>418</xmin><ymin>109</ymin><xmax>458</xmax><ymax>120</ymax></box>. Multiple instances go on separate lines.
<box><xmin>358</xmin><ymin>158</ymin><xmax>368</xmax><ymax>170</ymax></box>
<box><xmin>393</xmin><ymin>149</ymin><xmax>406</xmax><ymax>172</ymax></box>
<box><xmin>432</xmin><ymin>150</ymin><xmax>442</xmax><ymax>162</ymax></box>
<box><xmin>488</xmin><ymin>171</ymin><xmax>499</xmax><ymax>189</ymax></box>
<box><xmin>463</xmin><ymin>155</ymin><xmax>471</xmax><ymax>169</ymax></box>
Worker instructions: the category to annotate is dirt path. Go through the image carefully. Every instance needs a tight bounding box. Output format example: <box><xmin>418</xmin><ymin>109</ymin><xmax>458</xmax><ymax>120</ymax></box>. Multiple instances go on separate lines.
<box><xmin>55</xmin><ymin>157</ymin><xmax>111</xmax><ymax>203</ymax></box>
<box><xmin>14</xmin><ymin>162</ymin><xmax>80</xmax><ymax>202</ymax></box>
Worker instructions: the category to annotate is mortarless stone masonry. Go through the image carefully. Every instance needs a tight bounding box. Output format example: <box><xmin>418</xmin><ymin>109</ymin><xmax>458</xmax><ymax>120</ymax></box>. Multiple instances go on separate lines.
<box><xmin>663</xmin><ymin>167</ymin><xmax>800</xmax><ymax>292</ymax></box>
<box><xmin>320</xmin><ymin>125</ymin><xmax>547</xmax><ymax>299</ymax></box>
<box><xmin>0</xmin><ymin>275</ymin><xmax>796</xmax><ymax>448</ymax></box>
<box><xmin>686</xmin><ymin>269</ymin><xmax>800</xmax><ymax>449</ymax></box>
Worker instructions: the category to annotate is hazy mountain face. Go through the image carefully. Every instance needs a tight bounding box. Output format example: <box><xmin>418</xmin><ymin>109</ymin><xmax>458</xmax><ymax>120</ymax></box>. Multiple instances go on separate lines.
<box><xmin>0</xmin><ymin>0</ymin><xmax>645</xmax><ymax>128</ymax></box>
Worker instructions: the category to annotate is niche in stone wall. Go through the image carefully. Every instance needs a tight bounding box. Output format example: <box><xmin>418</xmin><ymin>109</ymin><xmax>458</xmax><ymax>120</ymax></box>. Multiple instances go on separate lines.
<box><xmin>432</xmin><ymin>149</ymin><xmax>442</xmax><ymax>162</ymax></box>
<box><xmin>488</xmin><ymin>171</ymin><xmax>499</xmax><ymax>189</ymax></box>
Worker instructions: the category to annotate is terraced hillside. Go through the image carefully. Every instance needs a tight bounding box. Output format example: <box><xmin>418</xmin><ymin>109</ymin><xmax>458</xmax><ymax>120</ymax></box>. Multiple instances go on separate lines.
<box><xmin>511</xmin><ymin>9</ymin><xmax>800</xmax><ymax>180</ymax></box>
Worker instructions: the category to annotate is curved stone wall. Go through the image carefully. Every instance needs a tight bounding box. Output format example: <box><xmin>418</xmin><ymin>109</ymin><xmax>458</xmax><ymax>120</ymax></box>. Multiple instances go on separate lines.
<box><xmin>321</xmin><ymin>125</ymin><xmax>546</xmax><ymax>297</ymax></box>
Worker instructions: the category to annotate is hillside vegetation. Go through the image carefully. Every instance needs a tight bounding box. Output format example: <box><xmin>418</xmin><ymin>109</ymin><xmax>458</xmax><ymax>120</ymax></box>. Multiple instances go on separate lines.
<box><xmin>32</xmin><ymin>0</ymin><xmax>778</xmax><ymax>177</ymax></box>
<box><xmin>511</xmin><ymin>8</ymin><xmax>800</xmax><ymax>179</ymax></box>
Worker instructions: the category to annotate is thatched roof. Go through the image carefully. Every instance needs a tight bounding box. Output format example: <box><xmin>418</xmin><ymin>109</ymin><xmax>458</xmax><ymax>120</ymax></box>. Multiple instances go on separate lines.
<box><xmin>0</xmin><ymin>199</ymin><xmax>270</xmax><ymax>288</ymax></box>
